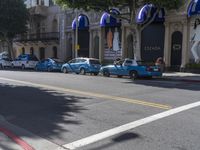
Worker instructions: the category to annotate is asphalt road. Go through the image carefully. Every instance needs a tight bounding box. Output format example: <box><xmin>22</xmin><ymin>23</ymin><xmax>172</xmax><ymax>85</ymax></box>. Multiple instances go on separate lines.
<box><xmin>0</xmin><ymin>70</ymin><xmax>200</xmax><ymax>150</ymax></box>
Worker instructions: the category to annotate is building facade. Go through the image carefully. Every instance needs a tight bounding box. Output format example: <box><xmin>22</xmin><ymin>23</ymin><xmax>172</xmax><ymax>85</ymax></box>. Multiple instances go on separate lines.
<box><xmin>14</xmin><ymin>0</ymin><xmax>60</xmax><ymax>60</ymax></box>
<box><xmin>13</xmin><ymin>0</ymin><xmax>200</xmax><ymax>70</ymax></box>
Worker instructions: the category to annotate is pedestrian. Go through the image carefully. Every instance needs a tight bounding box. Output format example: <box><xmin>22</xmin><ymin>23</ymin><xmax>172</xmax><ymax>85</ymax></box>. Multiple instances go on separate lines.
<box><xmin>155</xmin><ymin>57</ymin><xmax>165</xmax><ymax>72</ymax></box>
<box><xmin>191</xmin><ymin>18</ymin><xmax>200</xmax><ymax>63</ymax></box>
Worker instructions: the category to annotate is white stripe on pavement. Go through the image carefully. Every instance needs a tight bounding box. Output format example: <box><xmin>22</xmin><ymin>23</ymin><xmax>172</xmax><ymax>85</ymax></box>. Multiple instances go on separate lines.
<box><xmin>63</xmin><ymin>101</ymin><xmax>200</xmax><ymax>150</ymax></box>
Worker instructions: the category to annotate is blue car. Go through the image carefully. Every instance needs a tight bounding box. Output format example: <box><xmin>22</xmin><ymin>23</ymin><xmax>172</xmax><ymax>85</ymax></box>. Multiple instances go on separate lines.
<box><xmin>35</xmin><ymin>58</ymin><xmax>64</xmax><ymax>72</ymax></box>
<box><xmin>100</xmin><ymin>58</ymin><xmax>162</xmax><ymax>79</ymax></box>
<box><xmin>61</xmin><ymin>58</ymin><xmax>101</xmax><ymax>75</ymax></box>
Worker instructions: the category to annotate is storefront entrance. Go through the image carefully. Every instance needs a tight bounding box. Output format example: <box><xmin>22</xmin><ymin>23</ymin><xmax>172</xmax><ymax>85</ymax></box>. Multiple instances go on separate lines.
<box><xmin>171</xmin><ymin>31</ymin><xmax>182</xmax><ymax>67</ymax></box>
<box><xmin>141</xmin><ymin>23</ymin><xmax>165</xmax><ymax>62</ymax></box>
<box><xmin>78</xmin><ymin>30</ymin><xmax>89</xmax><ymax>57</ymax></box>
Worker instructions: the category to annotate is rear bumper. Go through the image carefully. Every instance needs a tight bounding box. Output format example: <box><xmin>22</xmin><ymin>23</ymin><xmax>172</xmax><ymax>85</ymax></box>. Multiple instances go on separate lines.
<box><xmin>149</xmin><ymin>72</ymin><xmax>163</xmax><ymax>77</ymax></box>
<box><xmin>139</xmin><ymin>72</ymin><xmax>162</xmax><ymax>77</ymax></box>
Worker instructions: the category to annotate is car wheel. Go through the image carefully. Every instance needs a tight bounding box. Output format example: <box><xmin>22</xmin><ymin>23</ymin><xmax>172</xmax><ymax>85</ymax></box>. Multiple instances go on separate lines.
<box><xmin>94</xmin><ymin>73</ymin><xmax>99</xmax><ymax>76</ymax></box>
<box><xmin>63</xmin><ymin>67</ymin><xmax>68</xmax><ymax>74</ymax></box>
<box><xmin>22</xmin><ymin>64</ymin><xmax>25</xmax><ymax>70</ymax></box>
<box><xmin>103</xmin><ymin>69</ymin><xmax>110</xmax><ymax>77</ymax></box>
<box><xmin>80</xmin><ymin>68</ymin><xmax>86</xmax><ymax>75</ymax></box>
<box><xmin>129</xmin><ymin>71</ymin><xmax>138</xmax><ymax>80</ymax></box>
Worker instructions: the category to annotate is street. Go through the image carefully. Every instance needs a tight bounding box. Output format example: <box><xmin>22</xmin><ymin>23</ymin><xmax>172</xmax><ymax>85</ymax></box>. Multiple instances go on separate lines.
<box><xmin>0</xmin><ymin>70</ymin><xmax>200</xmax><ymax>150</ymax></box>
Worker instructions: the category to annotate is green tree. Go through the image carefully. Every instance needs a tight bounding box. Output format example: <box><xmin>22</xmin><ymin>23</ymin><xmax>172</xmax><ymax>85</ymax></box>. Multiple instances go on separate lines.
<box><xmin>0</xmin><ymin>0</ymin><xmax>29</xmax><ymax>58</ymax></box>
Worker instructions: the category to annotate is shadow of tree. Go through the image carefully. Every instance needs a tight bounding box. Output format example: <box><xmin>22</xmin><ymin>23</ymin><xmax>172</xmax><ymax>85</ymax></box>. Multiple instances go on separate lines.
<box><xmin>0</xmin><ymin>83</ymin><xmax>88</xmax><ymax>148</ymax></box>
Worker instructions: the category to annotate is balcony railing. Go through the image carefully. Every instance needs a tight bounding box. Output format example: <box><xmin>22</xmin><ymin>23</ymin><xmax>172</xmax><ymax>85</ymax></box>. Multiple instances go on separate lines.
<box><xmin>14</xmin><ymin>32</ymin><xmax>59</xmax><ymax>42</ymax></box>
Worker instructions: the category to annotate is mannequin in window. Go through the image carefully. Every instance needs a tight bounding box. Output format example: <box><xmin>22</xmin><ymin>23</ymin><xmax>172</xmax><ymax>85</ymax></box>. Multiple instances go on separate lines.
<box><xmin>191</xmin><ymin>18</ymin><xmax>200</xmax><ymax>63</ymax></box>
<box><xmin>107</xmin><ymin>28</ymin><xmax>113</xmax><ymax>50</ymax></box>
<box><xmin>113</xmin><ymin>28</ymin><xmax>120</xmax><ymax>51</ymax></box>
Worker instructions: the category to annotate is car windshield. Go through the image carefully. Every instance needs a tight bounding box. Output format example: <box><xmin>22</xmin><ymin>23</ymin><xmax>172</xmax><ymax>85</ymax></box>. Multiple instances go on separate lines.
<box><xmin>89</xmin><ymin>59</ymin><xmax>100</xmax><ymax>65</ymax></box>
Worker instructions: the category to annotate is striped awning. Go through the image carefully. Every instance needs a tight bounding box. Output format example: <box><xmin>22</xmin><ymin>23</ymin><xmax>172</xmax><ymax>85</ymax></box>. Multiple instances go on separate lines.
<box><xmin>100</xmin><ymin>9</ymin><xmax>121</xmax><ymax>27</ymax></box>
<box><xmin>72</xmin><ymin>14</ymin><xmax>89</xmax><ymax>30</ymax></box>
<box><xmin>136</xmin><ymin>4</ymin><xmax>165</xmax><ymax>24</ymax></box>
<box><xmin>188</xmin><ymin>0</ymin><xmax>200</xmax><ymax>17</ymax></box>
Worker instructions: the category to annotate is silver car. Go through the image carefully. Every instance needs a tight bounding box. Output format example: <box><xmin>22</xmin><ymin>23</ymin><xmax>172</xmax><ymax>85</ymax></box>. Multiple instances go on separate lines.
<box><xmin>0</xmin><ymin>58</ymin><xmax>12</xmax><ymax>69</ymax></box>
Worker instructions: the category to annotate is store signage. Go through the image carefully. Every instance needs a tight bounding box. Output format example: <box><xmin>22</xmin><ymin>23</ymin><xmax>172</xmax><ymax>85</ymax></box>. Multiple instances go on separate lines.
<box><xmin>144</xmin><ymin>46</ymin><xmax>161</xmax><ymax>51</ymax></box>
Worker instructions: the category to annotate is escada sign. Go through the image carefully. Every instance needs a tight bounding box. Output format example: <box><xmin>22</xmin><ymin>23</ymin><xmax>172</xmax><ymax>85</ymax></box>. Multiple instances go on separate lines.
<box><xmin>144</xmin><ymin>46</ymin><xmax>161</xmax><ymax>51</ymax></box>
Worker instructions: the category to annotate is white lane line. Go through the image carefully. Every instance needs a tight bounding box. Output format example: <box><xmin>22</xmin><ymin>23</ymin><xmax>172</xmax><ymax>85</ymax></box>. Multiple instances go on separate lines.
<box><xmin>63</xmin><ymin>101</ymin><xmax>200</xmax><ymax>150</ymax></box>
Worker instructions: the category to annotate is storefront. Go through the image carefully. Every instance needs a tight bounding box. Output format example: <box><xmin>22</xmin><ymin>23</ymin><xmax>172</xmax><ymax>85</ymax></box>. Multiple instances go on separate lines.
<box><xmin>136</xmin><ymin>4</ymin><xmax>165</xmax><ymax>63</ymax></box>
<box><xmin>72</xmin><ymin>14</ymin><xmax>90</xmax><ymax>57</ymax></box>
<box><xmin>100</xmin><ymin>9</ymin><xmax>122</xmax><ymax>61</ymax></box>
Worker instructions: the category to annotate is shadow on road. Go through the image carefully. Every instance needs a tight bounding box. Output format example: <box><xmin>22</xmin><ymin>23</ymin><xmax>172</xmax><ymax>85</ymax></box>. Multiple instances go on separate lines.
<box><xmin>122</xmin><ymin>77</ymin><xmax>200</xmax><ymax>91</ymax></box>
<box><xmin>86</xmin><ymin>132</ymin><xmax>141</xmax><ymax>150</ymax></box>
<box><xmin>0</xmin><ymin>83</ymin><xmax>88</xmax><ymax>148</ymax></box>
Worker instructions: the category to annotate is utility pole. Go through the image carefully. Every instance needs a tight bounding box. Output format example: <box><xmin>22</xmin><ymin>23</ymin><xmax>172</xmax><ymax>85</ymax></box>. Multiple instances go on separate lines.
<box><xmin>74</xmin><ymin>0</ymin><xmax>78</xmax><ymax>58</ymax></box>
<box><xmin>75</xmin><ymin>9</ymin><xmax>78</xmax><ymax>58</ymax></box>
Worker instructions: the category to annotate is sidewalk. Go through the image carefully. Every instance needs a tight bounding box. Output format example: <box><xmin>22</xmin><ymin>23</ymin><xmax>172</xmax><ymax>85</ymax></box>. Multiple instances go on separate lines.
<box><xmin>0</xmin><ymin>115</ymin><xmax>63</xmax><ymax>150</ymax></box>
<box><xmin>162</xmin><ymin>72</ymin><xmax>200</xmax><ymax>83</ymax></box>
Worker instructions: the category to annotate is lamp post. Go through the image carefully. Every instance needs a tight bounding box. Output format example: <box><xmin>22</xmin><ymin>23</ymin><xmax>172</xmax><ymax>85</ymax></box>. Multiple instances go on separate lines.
<box><xmin>74</xmin><ymin>0</ymin><xmax>78</xmax><ymax>58</ymax></box>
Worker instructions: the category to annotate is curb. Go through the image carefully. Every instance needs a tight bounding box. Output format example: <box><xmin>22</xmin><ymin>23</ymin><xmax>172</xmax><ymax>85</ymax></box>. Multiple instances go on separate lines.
<box><xmin>161</xmin><ymin>77</ymin><xmax>200</xmax><ymax>83</ymax></box>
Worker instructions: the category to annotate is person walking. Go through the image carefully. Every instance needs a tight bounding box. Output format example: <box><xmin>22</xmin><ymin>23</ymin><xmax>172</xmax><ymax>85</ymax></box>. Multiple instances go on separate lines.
<box><xmin>191</xmin><ymin>18</ymin><xmax>200</xmax><ymax>63</ymax></box>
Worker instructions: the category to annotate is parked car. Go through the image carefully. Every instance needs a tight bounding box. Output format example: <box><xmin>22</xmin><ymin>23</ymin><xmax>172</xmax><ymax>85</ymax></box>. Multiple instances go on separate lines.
<box><xmin>35</xmin><ymin>58</ymin><xmax>64</xmax><ymax>72</ymax></box>
<box><xmin>100</xmin><ymin>58</ymin><xmax>162</xmax><ymax>79</ymax></box>
<box><xmin>11</xmin><ymin>54</ymin><xmax>39</xmax><ymax>69</ymax></box>
<box><xmin>0</xmin><ymin>58</ymin><xmax>12</xmax><ymax>69</ymax></box>
<box><xmin>61</xmin><ymin>58</ymin><xmax>101</xmax><ymax>75</ymax></box>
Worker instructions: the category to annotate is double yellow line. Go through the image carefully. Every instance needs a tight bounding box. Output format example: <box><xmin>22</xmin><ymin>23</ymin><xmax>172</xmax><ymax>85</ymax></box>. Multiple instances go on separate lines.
<box><xmin>0</xmin><ymin>77</ymin><xmax>172</xmax><ymax>110</ymax></box>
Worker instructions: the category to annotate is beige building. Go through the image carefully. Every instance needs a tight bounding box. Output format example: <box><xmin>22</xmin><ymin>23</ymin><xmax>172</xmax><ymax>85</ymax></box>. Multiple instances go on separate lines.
<box><xmin>14</xmin><ymin>0</ymin><xmax>199</xmax><ymax>71</ymax></box>
<box><xmin>14</xmin><ymin>0</ymin><xmax>60</xmax><ymax>60</ymax></box>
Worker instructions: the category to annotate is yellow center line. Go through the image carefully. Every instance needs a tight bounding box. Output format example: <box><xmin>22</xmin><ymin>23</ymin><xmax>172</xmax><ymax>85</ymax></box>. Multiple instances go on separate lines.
<box><xmin>0</xmin><ymin>77</ymin><xmax>172</xmax><ymax>110</ymax></box>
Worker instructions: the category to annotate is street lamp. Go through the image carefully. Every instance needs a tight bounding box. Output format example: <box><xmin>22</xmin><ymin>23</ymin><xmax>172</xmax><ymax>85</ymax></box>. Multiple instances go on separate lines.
<box><xmin>73</xmin><ymin>0</ymin><xmax>78</xmax><ymax>58</ymax></box>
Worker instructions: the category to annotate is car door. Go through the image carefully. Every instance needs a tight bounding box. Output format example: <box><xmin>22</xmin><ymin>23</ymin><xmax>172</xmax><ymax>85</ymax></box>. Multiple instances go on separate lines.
<box><xmin>75</xmin><ymin>59</ymin><xmax>86</xmax><ymax>72</ymax></box>
<box><xmin>44</xmin><ymin>59</ymin><xmax>51</xmax><ymax>70</ymax></box>
<box><xmin>68</xmin><ymin>59</ymin><xmax>76</xmax><ymax>72</ymax></box>
<box><xmin>39</xmin><ymin>59</ymin><xmax>46</xmax><ymax>70</ymax></box>
<box><xmin>16</xmin><ymin>58</ymin><xmax>21</xmax><ymax>67</ymax></box>
<box><xmin>122</xmin><ymin>60</ymin><xmax>135</xmax><ymax>76</ymax></box>
<box><xmin>4</xmin><ymin>58</ymin><xmax>10</xmax><ymax>67</ymax></box>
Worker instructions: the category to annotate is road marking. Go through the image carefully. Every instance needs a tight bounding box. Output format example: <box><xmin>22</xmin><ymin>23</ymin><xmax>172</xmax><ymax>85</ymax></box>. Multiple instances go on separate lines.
<box><xmin>0</xmin><ymin>127</ymin><xmax>35</xmax><ymax>150</ymax></box>
<box><xmin>0</xmin><ymin>77</ymin><xmax>171</xmax><ymax>109</ymax></box>
<box><xmin>63</xmin><ymin>101</ymin><xmax>200</xmax><ymax>150</ymax></box>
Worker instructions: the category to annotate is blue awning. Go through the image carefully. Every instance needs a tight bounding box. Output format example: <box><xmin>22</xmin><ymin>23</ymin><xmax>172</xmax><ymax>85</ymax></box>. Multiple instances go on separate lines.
<box><xmin>188</xmin><ymin>0</ymin><xmax>200</xmax><ymax>17</ymax></box>
<box><xmin>72</xmin><ymin>14</ymin><xmax>89</xmax><ymax>30</ymax></box>
<box><xmin>100</xmin><ymin>9</ymin><xmax>121</xmax><ymax>27</ymax></box>
<box><xmin>136</xmin><ymin>4</ymin><xmax>165</xmax><ymax>24</ymax></box>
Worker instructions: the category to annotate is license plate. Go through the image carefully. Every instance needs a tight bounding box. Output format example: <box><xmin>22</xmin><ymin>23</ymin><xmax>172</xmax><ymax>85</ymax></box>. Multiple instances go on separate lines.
<box><xmin>154</xmin><ymin>68</ymin><xmax>158</xmax><ymax>71</ymax></box>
